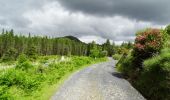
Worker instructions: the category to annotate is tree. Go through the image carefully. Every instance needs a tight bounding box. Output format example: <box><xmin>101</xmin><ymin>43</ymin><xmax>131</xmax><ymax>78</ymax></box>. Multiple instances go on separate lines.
<box><xmin>102</xmin><ymin>39</ymin><xmax>113</xmax><ymax>56</ymax></box>
<box><xmin>90</xmin><ymin>48</ymin><xmax>100</xmax><ymax>58</ymax></box>
<box><xmin>1</xmin><ymin>48</ymin><xmax>17</xmax><ymax>61</ymax></box>
<box><xmin>166</xmin><ymin>24</ymin><xmax>170</xmax><ymax>35</ymax></box>
<box><xmin>0</xmin><ymin>29</ymin><xmax>106</xmax><ymax>60</ymax></box>
<box><xmin>99</xmin><ymin>50</ymin><xmax>108</xmax><ymax>57</ymax></box>
<box><xmin>26</xmin><ymin>45</ymin><xmax>37</xmax><ymax>59</ymax></box>
<box><xmin>89</xmin><ymin>41</ymin><xmax>100</xmax><ymax>58</ymax></box>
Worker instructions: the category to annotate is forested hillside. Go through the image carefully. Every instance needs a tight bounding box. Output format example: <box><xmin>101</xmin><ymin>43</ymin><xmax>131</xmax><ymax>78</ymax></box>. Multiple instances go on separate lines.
<box><xmin>0</xmin><ymin>29</ymin><xmax>87</xmax><ymax>58</ymax></box>
<box><xmin>0</xmin><ymin>29</ymin><xmax>115</xmax><ymax>62</ymax></box>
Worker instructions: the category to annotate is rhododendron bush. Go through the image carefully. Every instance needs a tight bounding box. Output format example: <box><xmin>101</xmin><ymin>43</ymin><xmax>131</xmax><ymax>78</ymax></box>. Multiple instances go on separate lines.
<box><xmin>116</xmin><ymin>25</ymin><xmax>170</xmax><ymax>100</ymax></box>
<box><xmin>117</xmin><ymin>28</ymin><xmax>164</xmax><ymax>73</ymax></box>
<box><xmin>132</xmin><ymin>29</ymin><xmax>163</xmax><ymax>68</ymax></box>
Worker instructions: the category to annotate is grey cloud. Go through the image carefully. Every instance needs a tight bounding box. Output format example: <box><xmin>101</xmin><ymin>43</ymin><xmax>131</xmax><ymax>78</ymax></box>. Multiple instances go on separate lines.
<box><xmin>21</xmin><ymin>1</ymin><xmax>159</xmax><ymax>43</ymax></box>
<box><xmin>0</xmin><ymin>0</ymin><xmax>167</xmax><ymax>44</ymax></box>
<box><xmin>58</xmin><ymin>0</ymin><xmax>170</xmax><ymax>24</ymax></box>
<box><xmin>0</xmin><ymin>0</ymin><xmax>51</xmax><ymax>29</ymax></box>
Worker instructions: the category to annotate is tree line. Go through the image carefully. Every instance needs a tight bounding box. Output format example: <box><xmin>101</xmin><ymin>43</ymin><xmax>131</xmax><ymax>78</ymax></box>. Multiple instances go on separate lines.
<box><xmin>0</xmin><ymin>29</ymin><xmax>117</xmax><ymax>61</ymax></box>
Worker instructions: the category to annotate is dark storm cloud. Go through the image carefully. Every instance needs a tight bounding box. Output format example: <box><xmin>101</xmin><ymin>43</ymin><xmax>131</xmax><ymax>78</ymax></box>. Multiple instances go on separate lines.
<box><xmin>0</xmin><ymin>0</ymin><xmax>50</xmax><ymax>28</ymax></box>
<box><xmin>0</xmin><ymin>0</ymin><xmax>167</xmax><ymax>44</ymax></box>
<box><xmin>58</xmin><ymin>0</ymin><xmax>170</xmax><ymax>24</ymax></box>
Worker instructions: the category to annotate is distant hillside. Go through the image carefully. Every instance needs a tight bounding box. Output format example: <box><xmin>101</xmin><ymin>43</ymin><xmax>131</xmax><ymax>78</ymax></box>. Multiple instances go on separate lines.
<box><xmin>56</xmin><ymin>35</ymin><xmax>86</xmax><ymax>44</ymax></box>
<box><xmin>64</xmin><ymin>36</ymin><xmax>82</xmax><ymax>42</ymax></box>
<box><xmin>0</xmin><ymin>30</ymin><xmax>88</xmax><ymax>57</ymax></box>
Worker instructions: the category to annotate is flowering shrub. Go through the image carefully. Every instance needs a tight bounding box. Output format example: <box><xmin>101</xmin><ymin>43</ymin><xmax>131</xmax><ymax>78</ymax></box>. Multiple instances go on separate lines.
<box><xmin>133</xmin><ymin>29</ymin><xmax>163</xmax><ymax>68</ymax></box>
<box><xmin>116</xmin><ymin>26</ymin><xmax>170</xmax><ymax>100</ymax></box>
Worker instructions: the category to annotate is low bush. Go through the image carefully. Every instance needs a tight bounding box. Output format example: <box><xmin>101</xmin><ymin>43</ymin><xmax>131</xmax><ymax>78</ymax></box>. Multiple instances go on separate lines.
<box><xmin>112</xmin><ymin>54</ymin><xmax>122</xmax><ymax>60</ymax></box>
<box><xmin>16</xmin><ymin>61</ymin><xmax>33</xmax><ymax>71</ymax></box>
<box><xmin>116</xmin><ymin>54</ymin><xmax>132</xmax><ymax>75</ymax></box>
<box><xmin>0</xmin><ymin>69</ymin><xmax>24</xmax><ymax>87</ymax></box>
<box><xmin>0</xmin><ymin>86</ymin><xmax>12</xmax><ymax>99</ymax></box>
<box><xmin>116</xmin><ymin>53</ymin><xmax>140</xmax><ymax>81</ymax></box>
<box><xmin>0</xmin><ymin>69</ymin><xmax>41</xmax><ymax>92</ymax></box>
<box><xmin>0</xmin><ymin>56</ymin><xmax>107</xmax><ymax>99</ymax></box>
<box><xmin>135</xmin><ymin>48</ymin><xmax>170</xmax><ymax>100</ymax></box>
<box><xmin>117</xmin><ymin>47</ymin><xmax>129</xmax><ymax>55</ymax></box>
<box><xmin>16</xmin><ymin>54</ymin><xmax>33</xmax><ymax>71</ymax></box>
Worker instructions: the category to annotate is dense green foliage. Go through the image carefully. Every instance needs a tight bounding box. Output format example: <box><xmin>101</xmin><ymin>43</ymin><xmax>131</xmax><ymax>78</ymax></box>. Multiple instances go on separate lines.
<box><xmin>1</xmin><ymin>47</ymin><xmax>17</xmax><ymax>62</ymax></box>
<box><xmin>0</xmin><ymin>29</ymin><xmax>114</xmax><ymax>99</ymax></box>
<box><xmin>89</xmin><ymin>41</ymin><xmax>108</xmax><ymax>58</ymax></box>
<box><xmin>112</xmin><ymin>54</ymin><xmax>122</xmax><ymax>60</ymax></box>
<box><xmin>102</xmin><ymin>39</ymin><xmax>114</xmax><ymax>56</ymax></box>
<box><xmin>0</xmin><ymin>56</ymin><xmax>107</xmax><ymax>99</ymax></box>
<box><xmin>116</xmin><ymin>26</ymin><xmax>170</xmax><ymax>100</ymax></box>
<box><xmin>89</xmin><ymin>41</ymin><xmax>101</xmax><ymax>58</ymax></box>
<box><xmin>135</xmin><ymin>48</ymin><xmax>170</xmax><ymax>100</ymax></box>
<box><xmin>0</xmin><ymin>30</ymin><xmax>116</xmax><ymax>62</ymax></box>
<box><xmin>112</xmin><ymin>42</ymin><xmax>133</xmax><ymax>61</ymax></box>
<box><xmin>0</xmin><ymin>30</ymin><xmax>88</xmax><ymax>59</ymax></box>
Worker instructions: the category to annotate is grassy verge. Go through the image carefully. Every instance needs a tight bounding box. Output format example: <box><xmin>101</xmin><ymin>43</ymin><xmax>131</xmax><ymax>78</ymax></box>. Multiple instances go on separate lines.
<box><xmin>31</xmin><ymin>57</ymin><xmax>107</xmax><ymax>100</ymax></box>
<box><xmin>0</xmin><ymin>56</ymin><xmax>107</xmax><ymax>100</ymax></box>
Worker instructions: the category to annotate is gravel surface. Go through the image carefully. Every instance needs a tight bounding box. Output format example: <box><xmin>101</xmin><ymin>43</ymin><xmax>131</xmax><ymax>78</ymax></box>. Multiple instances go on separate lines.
<box><xmin>51</xmin><ymin>58</ymin><xmax>146</xmax><ymax>100</ymax></box>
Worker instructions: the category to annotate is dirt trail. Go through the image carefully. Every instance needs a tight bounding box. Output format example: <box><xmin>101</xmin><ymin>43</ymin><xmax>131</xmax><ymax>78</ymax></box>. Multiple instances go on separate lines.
<box><xmin>51</xmin><ymin>58</ymin><xmax>145</xmax><ymax>100</ymax></box>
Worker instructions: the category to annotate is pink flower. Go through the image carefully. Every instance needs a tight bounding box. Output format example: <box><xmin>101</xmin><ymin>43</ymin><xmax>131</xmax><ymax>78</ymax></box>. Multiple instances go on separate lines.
<box><xmin>135</xmin><ymin>43</ymin><xmax>145</xmax><ymax>50</ymax></box>
<box><xmin>136</xmin><ymin>35</ymin><xmax>146</xmax><ymax>42</ymax></box>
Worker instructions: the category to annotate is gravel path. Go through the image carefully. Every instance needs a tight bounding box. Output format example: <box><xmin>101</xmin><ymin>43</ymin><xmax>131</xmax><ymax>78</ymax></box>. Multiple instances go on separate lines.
<box><xmin>51</xmin><ymin>58</ymin><xmax>146</xmax><ymax>100</ymax></box>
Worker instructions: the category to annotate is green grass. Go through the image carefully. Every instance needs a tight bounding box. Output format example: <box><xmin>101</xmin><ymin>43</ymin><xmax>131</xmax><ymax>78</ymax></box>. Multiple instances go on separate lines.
<box><xmin>0</xmin><ymin>56</ymin><xmax>107</xmax><ymax>100</ymax></box>
<box><xmin>28</xmin><ymin>57</ymin><xmax>107</xmax><ymax>100</ymax></box>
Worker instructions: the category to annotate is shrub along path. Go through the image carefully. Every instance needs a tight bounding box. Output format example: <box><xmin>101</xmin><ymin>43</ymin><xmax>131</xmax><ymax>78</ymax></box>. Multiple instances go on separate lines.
<box><xmin>52</xmin><ymin>58</ymin><xmax>145</xmax><ymax>100</ymax></box>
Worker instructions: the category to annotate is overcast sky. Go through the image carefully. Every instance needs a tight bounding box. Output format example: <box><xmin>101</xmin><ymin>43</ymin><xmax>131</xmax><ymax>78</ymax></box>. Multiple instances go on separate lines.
<box><xmin>0</xmin><ymin>0</ymin><xmax>169</xmax><ymax>44</ymax></box>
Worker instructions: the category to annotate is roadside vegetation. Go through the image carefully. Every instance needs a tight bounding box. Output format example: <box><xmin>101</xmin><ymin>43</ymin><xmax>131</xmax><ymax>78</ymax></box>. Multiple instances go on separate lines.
<box><xmin>112</xmin><ymin>41</ymin><xmax>133</xmax><ymax>60</ymax></box>
<box><xmin>0</xmin><ymin>30</ymin><xmax>111</xmax><ymax>99</ymax></box>
<box><xmin>116</xmin><ymin>25</ymin><xmax>170</xmax><ymax>100</ymax></box>
<box><xmin>0</xmin><ymin>55</ymin><xmax>107</xmax><ymax>99</ymax></box>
